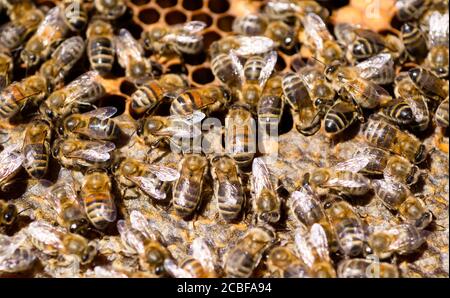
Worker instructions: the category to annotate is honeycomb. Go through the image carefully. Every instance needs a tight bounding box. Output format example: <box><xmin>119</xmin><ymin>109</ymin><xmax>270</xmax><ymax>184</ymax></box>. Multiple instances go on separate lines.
<box><xmin>0</xmin><ymin>0</ymin><xmax>448</xmax><ymax>278</ymax></box>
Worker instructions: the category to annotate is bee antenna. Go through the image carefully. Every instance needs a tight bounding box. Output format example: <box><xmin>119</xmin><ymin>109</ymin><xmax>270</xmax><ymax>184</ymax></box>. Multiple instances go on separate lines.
<box><xmin>17</xmin><ymin>207</ymin><xmax>32</xmax><ymax>216</ymax></box>
<box><xmin>310</xmin><ymin>56</ymin><xmax>326</xmax><ymax>67</ymax></box>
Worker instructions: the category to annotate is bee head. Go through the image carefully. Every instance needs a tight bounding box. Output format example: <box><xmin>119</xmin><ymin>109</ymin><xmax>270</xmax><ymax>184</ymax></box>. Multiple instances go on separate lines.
<box><xmin>69</xmin><ymin>218</ymin><xmax>90</xmax><ymax>235</ymax></box>
<box><xmin>324</xmin><ymin>61</ymin><xmax>340</xmax><ymax>80</ymax></box>
<box><xmin>1</xmin><ymin>204</ymin><xmax>17</xmax><ymax>226</ymax></box>
<box><xmin>414</xmin><ymin>144</ymin><xmax>427</xmax><ymax>164</ymax></box>
<box><xmin>408</xmin><ymin>68</ymin><xmax>421</xmax><ymax>83</ymax></box>
<box><xmin>81</xmin><ymin>242</ymin><xmax>98</xmax><ymax>265</ymax></box>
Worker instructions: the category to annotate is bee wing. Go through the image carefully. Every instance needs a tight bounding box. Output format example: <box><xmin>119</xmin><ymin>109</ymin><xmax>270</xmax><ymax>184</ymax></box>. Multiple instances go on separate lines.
<box><xmin>51</xmin><ymin>36</ymin><xmax>85</xmax><ymax>65</ymax></box>
<box><xmin>145</xmin><ymin>164</ymin><xmax>180</xmax><ymax>181</ymax></box>
<box><xmin>302</xmin><ymin>13</ymin><xmax>333</xmax><ymax>50</ymax></box>
<box><xmin>168</xmin><ymin>110</ymin><xmax>206</xmax><ymax>125</ymax></box>
<box><xmin>0</xmin><ymin>233</ymin><xmax>28</xmax><ymax>257</ymax></box>
<box><xmin>309</xmin><ymin>223</ymin><xmax>330</xmax><ymax>262</ymax></box>
<box><xmin>428</xmin><ymin>11</ymin><xmax>449</xmax><ymax>46</ymax></box>
<box><xmin>229</xmin><ymin>49</ymin><xmax>245</xmax><ymax>86</ymax></box>
<box><xmin>25</xmin><ymin>221</ymin><xmax>65</xmax><ymax>251</ymax></box>
<box><xmin>127</xmin><ymin>175</ymin><xmax>168</xmax><ymax>200</ymax></box>
<box><xmin>192</xmin><ymin>237</ymin><xmax>216</xmax><ymax>273</ymax></box>
<box><xmin>251</xmin><ymin>157</ymin><xmax>275</xmax><ymax>198</ymax></box>
<box><xmin>258</xmin><ymin>50</ymin><xmax>277</xmax><ymax>89</ymax></box>
<box><xmin>0</xmin><ymin>245</ymin><xmax>36</xmax><ymax>273</ymax></box>
<box><xmin>116</xmin><ymin>29</ymin><xmax>145</xmax><ymax>66</ymax></box>
<box><xmin>234</xmin><ymin>36</ymin><xmax>275</xmax><ymax>56</ymax></box>
<box><xmin>68</xmin><ymin>141</ymin><xmax>116</xmax><ymax>162</ymax></box>
<box><xmin>0</xmin><ymin>146</ymin><xmax>23</xmax><ymax>181</ymax></box>
<box><xmin>129</xmin><ymin>210</ymin><xmax>158</xmax><ymax>241</ymax></box>
<box><xmin>117</xmin><ymin>220</ymin><xmax>145</xmax><ymax>255</ymax></box>
<box><xmin>404</xmin><ymin>96</ymin><xmax>428</xmax><ymax>123</ymax></box>
<box><xmin>333</xmin><ymin>155</ymin><xmax>374</xmax><ymax>173</ymax></box>
<box><xmin>64</xmin><ymin>71</ymin><xmax>104</xmax><ymax>105</ymax></box>
<box><xmin>265</xmin><ymin>0</ymin><xmax>297</xmax><ymax>15</ymax></box>
<box><xmin>164</xmin><ymin>259</ymin><xmax>194</xmax><ymax>278</ymax></box>
<box><xmin>346</xmin><ymin>75</ymin><xmax>391</xmax><ymax>103</ymax></box>
<box><xmin>355</xmin><ymin>53</ymin><xmax>394</xmax><ymax>83</ymax></box>
<box><xmin>82</xmin><ymin>106</ymin><xmax>117</xmax><ymax>120</ymax></box>
<box><xmin>294</xmin><ymin>226</ymin><xmax>315</xmax><ymax>268</ymax></box>
<box><xmin>325</xmin><ymin>174</ymin><xmax>368</xmax><ymax>189</ymax></box>
<box><xmin>36</xmin><ymin>6</ymin><xmax>64</xmax><ymax>38</ymax></box>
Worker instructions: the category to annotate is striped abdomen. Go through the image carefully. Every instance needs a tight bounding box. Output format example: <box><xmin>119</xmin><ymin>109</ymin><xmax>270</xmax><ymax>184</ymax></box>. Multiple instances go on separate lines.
<box><xmin>382</xmin><ymin>101</ymin><xmax>414</xmax><ymax>125</ymax></box>
<box><xmin>170</xmin><ymin>91</ymin><xmax>201</xmax><ymax>116</ymax></box>
<box><xmin>354</xmin><ymin>147</ymin><xmax>388</xmax><ymax>175</ymax></box>
<box><xmin>401</xmin><ymin>23</ymin><xmax>427</xmax><ymax>60</ymax></box>
<box><xmin>174</xmin><ymin>35</ymin><xmax>203</xmax><ymax>54</ymax></box>
<box><xmin>225</xmin><ymin>112</ymin><xmax>256</xmax><ymax>168</ymax></box>
<box><xmin>173</xmin><ymin>177</ymin><xmax>202</xmax><ymax>217</ymax></box>
<box><xmin>352</xmin><ymin>37</ymin><xmax>384</xmax><ymax>60</ymax></box>
<box><xmin>181</xmin><ymin>258</ymin><xmax>207</xmax><ymax>278</ymax></box>
<box><xmin>225</xmin><ymin>248</ymin><xmax>258</xmax><ymax>278</ymax></box>
<box><xmin>244</xmin><ymin>56</ymin><xmax>265</xmax><ymax>82</ymax></box>
<box><xmin>211</xmin><ymin>53</ymin><xmax>240</xmax><ymax>87</ymax></box>
<box><xmin>335</xmin><ymin>218</ymin><xmax>365</xmax><ymax>257</ymax></box>
<box><xmin>131</xmin><ymin>80</ymin><xmax>164</xmax><ymax>114</ymax></box>
<box><xmin>23</xmin><ymin>144</ymin><xmax>49</xmax><ymax>179</ymax></box>
<box><xmin>87</xmin><ymin>117</ymin><xmax>121</xmax><ymax>140</ymax></box>
<box><xmin>0</xmin><ymin>84</ymin><xmax>21</xmax><ymax>118</ymax></box>
<box><xmin>258</xmin><ymin>95</ymin><xmax>283</xmax><ymax>127</ymax></box>
<box><xmin>362</xmin><ymin>119</ymin><xmax>397</xmax><ymax>150</ymax></box>
<box><xmin>435</xmin><ymin>98</ymin><xmax>449</xmax><ymax>128</ymax></box>
<box><xmin>83</xmin><ymin>192</ymin><xmax>116</xmax><ymax>230</ymax></box>
<box><xmin>324</xmin><ymin>101</ymin><xmax>356</xmax><ymax>135</ymax></box>
<box><xmin>63</xmin><ymin>4</ymin><xmax>87</xmax><ymax>32</ymax></box>
<box><xmin>88</xmin><ymin>37</ymin><xmax>114</xmax><ymax>74</ymax></box>
<box><xmin>396</xmin><ymin>0</ymin><xmax>429</xmax><ymax>21</ymax></box>
<box><xmin>332</xmin><ymin>171</ymin><xmax>370</xmax><ymax>195</ymax></box>
<box><xmin>216</xmin><ymin>181</ymin><xmax>245</xmax><ymax>221</ymax></box>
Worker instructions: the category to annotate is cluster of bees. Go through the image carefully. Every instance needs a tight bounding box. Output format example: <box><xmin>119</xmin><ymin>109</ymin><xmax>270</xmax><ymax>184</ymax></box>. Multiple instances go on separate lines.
<box><xmin>0</xmin><ymin>0</ymin><xmax>448</xmax><ymax>278</ymax></box>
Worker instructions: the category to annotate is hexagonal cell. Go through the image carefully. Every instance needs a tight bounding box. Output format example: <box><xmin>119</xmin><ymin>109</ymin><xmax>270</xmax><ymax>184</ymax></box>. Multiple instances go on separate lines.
<box><xmin>99</xmin><ymin>95</ymin><xmax>127</xmax><ymax>117</ymax></box>
<box><xmin>217</xmin><ymin>15</ymin><xmax>235</xmax><ymax>32</ymax></box>
<box><xmin>165</xmin><ymin>10</ymin><xmax>188</xmax><ymax>25</ymax></box>
<box><xmin>202</xmin><ymin>31</ymin><xmax>222</xmax><ymax>50</ymax></box>
<box><xmin>275</xmin><ymin>55</ymin><xmax>287</xmax><ymax>71</ymax></box>
<box><xmin>191</xmin><ymin>12</ymin><xmax>213</xmax><ymax>28</ymax></box>
<box><xmin>131</xmin><ymin>0</ymin><xmax>151</xmax><ymax>5</ymax></box>
<box><xmin>192</xmin><ymin>67</ymin><xmax>215</xmax><ymax>85</ymax></box>
<box><xmin>182</xmin><ymin>0</ymin><xmax>203</xmax><ymax>11</ymax></box>
<box><xmin>184</xmin><ymin>51</ymin><xmax>207</xmax><ymax>65</ymax></box>
<box><xmin>139</xmin><ymin>8</ymin><xmax>161</xmax><ymax>24</ymax></box>
<box><xmin>156</xmin><ymin>0</ymin><xmax>178</xmax><ymax>8</ymax></box>
<box><xmin>208</xmin><ymin>0</ymin><xmax>230</xmax><ymax>13</ymax></box>
<box><xmin>120</xmin><ymin>80</ymin><xmax>137</xmax><ymax>96</ymax></box>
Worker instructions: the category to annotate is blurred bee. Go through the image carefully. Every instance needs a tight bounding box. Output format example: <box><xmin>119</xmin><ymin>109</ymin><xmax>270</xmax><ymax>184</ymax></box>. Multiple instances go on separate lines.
<box><xmin>0</xmin><ymin>74</ymin><xmax>48</xmax><ymax>119</ymax></box>
<box><xmin>209</xmin><ymin>35</ymin><xmax>275</xmax><ymax>58</ymax></box>
<box><xmin>86</xmin><ymin>19</ymin><xmax>115</xmax><ymax>75</ymax></box>
<box><xmin>381</xmin><ymin>95</ymin><xmax>430</xmax><ymax>132</ymax></box>
<box><xmin>395</xmin><ymin>0</ymin><xmax>431</xmax><ymax>21</ymax></box>
<box><xmin>337</xmin><ymin>258</ymin><xmax>399</xmax><ymax>278</ymax></box>
<box><xmin>266</xmin><ymin>245</ymin><xmax>309</xmax><ymax>278</ymax></box>
<box><xmin>264</xmin><ymin>0</ymin><xmax>329</xmax><ymax>21</ymax></box>
<box><xmin>435</xmin><ymin>97</ymin><xmax>449</xmax><ymax>128</ymax></box>
<box><xmin>164</xmin><ymin>237</ymin><xmax>218</xmax><ymax>278</ymax></box>
<box><xmin>225</xmin><ymin>104</ymin><xmax>257</xmax><ymax>169</ymax></box>
<box><xmin>131</xmin><ymin>74</ymin><xmax>188</xmax><ymax>116</ymax></box>
<box><xmin>172</xmin><ymin>154</ymin><xmax>208</xmax><ymax>218</ymax></box>
<box><xmin>251</xmin><ymin>157</ymin><xmax>281</xmax><ymax>225</ymax></box>
<box><xmin>301</xmin><ymin>13</ymin><xmax>344</xmax><ymax>65</ymax></box>
<box><xmin>232</xmin><ymin>14</ymin><xmax>268</xmax><ymax>37</ymax></box>
<box><xmin>257</xmin><ymin>75</ymin><xmax>284</xmax><ymax>131</ymax></box>
<box><xmin>0</xmin><ymin>142</ymin><xmax>23</xmax><ymax>192</ymax></box>
<box><xmin>22</xmin><ymin>118</ymin><xmax>52</xmax><ymax>179</ymax></box>
<box><xmin>0</xmin><ymin>199</ymin><xmax>17</xmax><ymax>226</ymax></box>
<box><xmin>59</xmin><ymin>107</ymin><xmax>122</xmax><ymax>141</ymax></box>
<box><xmin>94</xmin><ymin>0</ymin><xmax>127</xmax><ymax>20</ymax></box>
<box><xmin>113</xmin><ymin>157</ymin><xmax>179</xmax><ymax>201</ymax></box>
<box><xmin>26</xmin><ymin>220</ymin><xmax>97</xmax><ymax>263</ymax></box>
<box><xmin>61</xmin><ymin>0</ymin><xmax>88</xmax><ymax>32</ymax></box>
<box><xmin>39</xmin><ymin>36</ymin><xmax>85</xmax><ymax>91</ymax></box>
<box><xmin>424</xmin><ymin>11</ymin><xmax>449</xmax><ymax>78</ymax></box>
<box><xmin>1</xmin><ymin>0</ymin><xmax>37</xmax><ymax>21</ymax></box>
<box><xmin>210</xmin><ymin>155</ymin><xmax>245</xmax><ymax>222</ymax></box>
<box><xmin>21</xmin><ymin>6</ymin><xmax>69</xmax><ymax>68</ymax></box>
<box><xmin>52</xmin><ymin>138</ymin><xmax>115</xmax><ymax>171</ymax></box>
<box><xmin>368</xmin><ymin>223</ymin><xmax>426</xmax><ymax>259</ymax></box>
<box><xmin>361</xmin><ymin>116</ymin><xmax>427</xmax><ymax>164</ymax></box>
<box><xmin>81</xmin><ymin>169</ymin><xmax>116</xmax><ymax>230</ymax></box>
<box><xmin>294</xmin><ymin>224</ymin><xmax>336</xmax><ymax>278</ymax></box>
<box><xmin>372</xmin><ymin>179</ymin><xmax>433</xmax><ymax>229</ymax></box>
<box><xmin>400</xmin><ymin>22</ymin><xmax>428</xmax><ymax>61</ymax></box>
<box><xmin>224</xmin><ymin>226</ymin><xmax>274</xmax><ymax>278</ymax></box>
<box><xmin>142</xmin><ymin>21</ymin><xmax>206</xmax><ymax>57</ymax></box>
<box><xmin>115</xmin><ymin>28</ymin><xmax>152</xmax><ymax>83</ymax></box>
<box><xmin>0</xmin><ymin>52</ymin><xmax>12</xmax><ymax>90</ymax></box>
<box><xmin>0</xmin><ymin>232</ymin><xmax>36</xmax><ymax>273</ymax></box>
<box><xmin>324</xmin><ymin>198</ymin><xmax>366</xmax><ymax>257</ymax></box>
<box><xmin>408</xmin><ymin>67</ymin><xmax>448</xmax><ymax>100</ymax></box>
<box><xmin>0</xmin><ymin>1</ymin><xmax>43</xmax><ymax>50</ymax></box>
<box><xmin>41</xmin><ymin>71</ymin><xmax>105</xmax><ymax>119</ymax></box>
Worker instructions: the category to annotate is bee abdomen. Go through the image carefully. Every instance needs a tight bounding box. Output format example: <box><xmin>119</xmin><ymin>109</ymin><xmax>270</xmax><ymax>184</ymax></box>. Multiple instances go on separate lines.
<box><xmin>131</xmin><ymin>81</ymin><xmax>163</xmax><ymax>113</ymax></box>
<box><xmin>225</xmin><ymin>249</ymin><xmax>255</xmax><ymax>278</ymax></box>
<box><xmin>173</xmin><ymin>180</ymin><xmax>201</xmax><ymax>217</ymax></box>
<box><xmin>337</xmin><ymin>220</ymin><xmax>365</xmax><ymax>256</ymax></box>
<box><xmin>362</xmin><ymin>119</ymin><xmax>396</xmax><ymax>149</ymax></box>
<box><xmin>84</xmin><ymin>193</ymin><xmax>115</xmax><ymax>229</ymax></box>
<box><xmin>383</xmin><ymin>101</ymin><xmax>414</xmax><ymax>125</ymax></box>
<box><xmin>23</xmin><ymin>145</ymin><xmax>49</xmax><ymax>178</ymax></box>
<box><xmin>88</xmin><ymin>37</ymin><xmax>114</xmax><ymax>73</ymax></box>
<box><xmin>217</xmin><ymin>183</ymin><xmax>244</xmax><ymax>220</ymax></box>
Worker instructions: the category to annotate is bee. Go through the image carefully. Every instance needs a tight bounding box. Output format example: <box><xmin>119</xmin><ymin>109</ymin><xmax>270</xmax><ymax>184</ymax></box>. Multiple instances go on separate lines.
<box><xmin>142</xmin><ymin>21</ymin><xmax>206</xmax><ymax>57</ymax></box>
<box><xmin>301</xmin><ymin>13</ymin><xmax>344</xmax><ymax>65</ymax></box>
<box><xmin>232</xmin><ymin>14</ymin><xmax>268</xmax><ymax>37</ymax></box>
<box><xmin>210</xmin><ymin>155</ymin><xmax>245</xmax><ymax>222</ymax></box>
<box><xmin>39</xmin><ymin>36</ymin><xmax>85</xmax><ymax>90</ymax></box>
<box><xmin>251</xmin><ymin>157</ymin><xmax>281</xmax><ymax>225</ymax></box>
<box><xmin>0</xmin><ymin>232</ymin><xmax>36</xmax><ymax>273</ymax></box>
<box><xmin>324</xmin><ymin>199</ymin><xmax>366</xmax><ymax>257</ymax></box>
<box><xmin>225</xmin><ymin>104</ymin><xmax>257</xmax><ymax>169</ymax></box>
<box><xmin>264</xmin><ymin>0</ymin><xmax>329</xmax><ymax>21</ymax></box>
<box><xmin>355</xmin><ymin>53</ymin><xmax>396</xmax><ymax>86</ymax></box>
<box><xmin>21</xmin><ymin>118</ymin><xmax>52</xmax><ymax>179</ymax></box>
<box><xmin>337</xmin><ymin>258</ymin><xmax>399</xmax><ymax>278</ymax></box>
<box><xmin>372</xmin><ymin>179</ymin><xmax>433</xmax><ymax>229</ymax></box>
<box><xmin>323</xmin><ymin>100</ymin><xmax>359</xmax><ymax>136</ymax></box>
<box><xmin>0</xmin><ymin>2</ymin><xmax>43</xmax><ymax>50</ymax></box>
<box><xmin>61</xmin><ymin>0</ymin><xmax>88</xmax><ymax>32</ymax></box>
<box><xmin>266</xmin><ymin>245</ymin><xmax>308</xmax><ymax>278</ymax></box>
<box><xmin>130</xmin><ymin>74</ymin><xmax>188</xmax><ymax>116</ymax></box>
<box><xmin>115</xmin><ymin>28</ymin><xmax>152</xmax><ymax>84</ymax></box>
<box><xmin>52</xmin><ymin>138</ymin><xmax>115</xmax><ymax>171</ymax></box>
<box><xmin>0</xmin><ymin>74</ymin><xmax>48</xmax><ymax>119</ymax></box>
<box><xmin>0</xmin><ymin>52</ymin><xmax>12</xmax><ymax>90</ymax></box>
<box><xmin>361</xmin><ymin>116</ymin><xmax>427</xmax><ymax>164</ymax></box>
<box><xmin>94</xmin><ymin>0</ymin><xmax>127</xmax><ymax>20</ymax></box>
<box><xmin>435</xmin><ymin>97</ymin><xmax>449</xmax><ymax>128</ymax></box>
<box><xmin>86</xmin><ymin>19</ymin><xmax>115</xmax><ymax>75</ymax></box>
<box><xmin>424</xmin><ymin>11</ymin><xmax>449</xmax><ymax>78</ymax></box>
<box><xmin>408</xmin><ymin>67</ymin><xmax>448</xmax><ymax>100</ymax></box>
<box><xmin>400</xmin><ymin>22</ymin><xmax>428</xmax><ymax>61</ymax></box>
<box><xmin>257</xmin><ymin>75</ymin><xmax>284</xmax><ymax>131</ymax></box>
<box><xmin>224</xmin><ymin>226</ymin><xmax>274</xmax><ymax>278</ymax></box>
<box><xmin>368</xmin><ymin>223</ymin><xmax>426</xmax><ymax>259</ymax></box>
<box><xmin>81</xmin><ymin>169</ymin><xmax>116</xmax><ymax>230</ymax></box>
<box><xmin>382</xmin><ymin>95</ymin><xmax>430</xmax><ymax>132</ymax></box>
<box><xmin>113</xmin><ymin>157</ymin><xmax>179</xmax><ymax>201</ymax></box>
<box><xmin>59</xmin><ymin>107</ymin><xmax>122</xmax><ymax>141</ymax></box>
<box><xmin>265</xmin><ymin>21</ymin><xmax>298</xmax><ymax>51</ymax></box>
<box><xmin>41</xmin><ymin>71</ymin><xmax>105</xmax><ymax>119</ymax></box>
<box><xmin>0</xmin><ymin>143</ymin><xmax>24</xmax><ymax>192</ymax></box>
<box><xmin>20</xmin><ymin>6</ymin><xmax>69</xmax><ymax>68</ymax></box>
<box><xmin>395</xmin><ymin>0</ymin><xmax>431</xmax><ymax>21</ymax></box>
<box><xmin>294</xmin><ymin>224</ymin><xmax>336</xmax><ymax>278</ymax></box>
<box><xmin>211</xmin><ymin>52</ymin><xmax>241</xmax><ymax>89</ymax></box>
<box><xmin>172</xmin><ymin>154</ymin><xmax>208</xmax><ymax>218</ymax></box>
<box><xmin>0</xmin><ymin>199</ymin><xmax>17</xmax><ymax>226</ymax></box>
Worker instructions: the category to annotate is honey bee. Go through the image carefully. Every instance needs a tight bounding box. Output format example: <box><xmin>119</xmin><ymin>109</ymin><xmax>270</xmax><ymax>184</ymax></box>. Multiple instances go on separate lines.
<box><xmin>355</xmin><ymin>53</ymin><xmax>396</xmax><ymax>86</ymax></box>
<box><xmin>361</xmin><ymin>116</ymin><xmax>427</xmax><ymax>164</ymax></box>
<box><xmin>264</xmin><ymin>0</ymin><xmax>329</xmax><ymax>21</ymax></box>
<box><xmin>59</xmin><ymin>107</ymin><xmax>122</xmax><ymax>141</ymax></box>
<box><xmin>372</xmin><ymin>179</ymin><xmax>433</xmax><ymax>229</ymax></box>
<box><xmin>257</xmin><ymin>75</ymin><xmax>284</xmax><ymax>131</ymax></box>
<box><xmin>0</xmin><ymin>199</ymin><xmax>17</xmax><ymax>226</ymax></box>
<box><xmin>225</xmin><ymin>104</ymin><xmax>257</xmax><ymax>169</ymax></box>
<box><xmin>22</xmin><ymin>118</ymin><xmax>52</xmax><ymax>179</ymax></box>
<box><xmin>395</xmin><ymin>0</ymin><xmax>431</xmax><ymax>21</ymax></box>
<box><xmin>20</xmin><ymin>6</ymin><xmax>69</xmax><ymax>68</ymax></box>
<box><xmin>408</xmin><ymin>67</ymin><xmax>448</xmax><ymax>100</ymax></box>
<box><xmin>86</xmin><ymin>19</ymin><xmax>115</xmax><ymax>75</ymax></box>
<box><xmin>435</xmin><ymin>97</ymin><xmax>449</xmax><ymax>128</ymax></box>
<box><xmin>0</xmin><ymin>232</ymin><xmax>36</xmax><ymax>273</ymax></box>
<box><xmin>81</xmin><ymin>169</ymin><xmax>116</xmax><ymax>230</ymax></box>
<box><xmin>172</xmin><ymin>154</ymin><xmax>208</xmax><ymax>218</ymax></box>
<box><xmin>0</xmin><ymin>142</ymin><xmax>24</xmax><ymax>192</ymax></box>
<box><xmin>94</xmin><ymin>0</ymin><xmax>127</xmax><ymax>20</ymax></box>
<box><xmin>131</xmin><ymin>74</ymin><xmax>188</xmax><ymax>116</ymax></box>
<box><xmin>211</xmin><ymin>52</ymin><xmax>241</xmax><ymax>89</ymax></box>
<box><xmin>210</xmin><ymin>155</ymin><xmax>245</xmax><ymax>222</ymax></box>
<box><xmin>337</xmin><ymin>258</ymin><xmax>399</xmax><ymax>278</ymax></box>
<box><xmin>324</xmin><ymin>199</ymin><xmax>366</xmax><ymax>257</ymax></box>
<box><xmin>41</xmin><ymin>71</ymin><xmax>105</xmax><ymax>119</ymax></box>
<box><xmin>382</xmin><ymin>95</ymin><xmax>430</xmax><ymax>132</ymax></box>
<box><xmin>224</xmin><ymin>226</ymin><xmax>274</xmax><ymax>278</ymax></box>
<box><xmin>142</xmin><ymin>21</ymin><xmax>206</xmax><ymax>57</ymax></box>
<box><xmin>424</xmin><ymin>11</ymin><xmax>449</xmax><ymax>78</ymax></box>
<box><xmin>52</xmin><ymin>138</ymin><xmax>115</xmax><ymax>171</ymax></box>
<box><xmin>266</xmin><ymin>245</ymin><xmax>308</xmax><ymax>278</ymax></box>
<box><xmin>294</xmin><ymin>224</ymin><xmax>336</xmax><ymax>277</ymax></box>
<box><xmin>39</xmin><ymin>36</ymin><xmax>85</xmax><ymax>89</ymax></box>
<box><xmin>323</xmin><ymin>100</ymin><xmax>359</xmax><ymax>136</ymax></box>
<box><xmin>368</xmin><ymin>223</ymin><xmax>426</xmax><ymax>259</ymax></box>
<box><xmin>400</xmin><ymin>22</ymin><xmax>428</xmax><ymax>61</ymax></box>
<box><xmin>115</xmin><ymin>28</ymin><xmax>152</xmax><ymax>83</ymax></box>
<box><xmin>0</xmin><ymin>2</ymin><xmax>43</xmax><ymax>50</ymax></box>
<box><xmin>0</xmin><ymin>74</ymin><xmax>48</xmax><ymax>119</ymax></box>
<box><xmin>113</xmin><ymin>157</ymin><xmax>179</xmax><ymax>201</ymax></box>
<box><xmin>289</xmin><ymin>183</ymin><xmax>328</xmax><ymax>228</ymax></box>
<box><xmin>0</xmin><ymin>52</ymin><xmax>12</xmax><ymax>90</ymax></box>
<box><xmin>60</xmin><ymin>0</ymin><xmax>88</xmax><ymax>33</ymax></box>
<box><xmin>251</xmin><ymin>157</ymin><xmax>281</xmax><ymax>225</ymax></box>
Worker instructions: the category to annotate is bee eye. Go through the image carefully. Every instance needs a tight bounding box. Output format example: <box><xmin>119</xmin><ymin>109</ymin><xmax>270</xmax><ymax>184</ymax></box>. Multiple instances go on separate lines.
<box><xmin>3</xmin><ymin>205</ymin><xmax>17</xmax><ymax>224</ymax></box>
